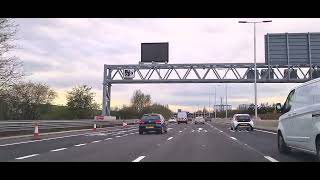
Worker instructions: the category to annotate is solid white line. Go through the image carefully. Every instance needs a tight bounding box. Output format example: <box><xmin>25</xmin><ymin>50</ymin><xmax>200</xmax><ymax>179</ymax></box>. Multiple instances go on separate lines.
<box><xmin>74</xmin><ymin>143</ymin><xmax>86</xmax><ymax>147</ymax></box>
<box><xmin>91</xmin><ymin>140</ymin><xmax>101</xmax><ymax>143</ymax></box>
<box><xmin>264</xmin><ymin>156</ymin><xmax>279</xmax><ymax>162</ymax></box>
<box><xmin>168</xmin><ymin>128</ymin><xmax>173</xmax><ymax>130</ymax></box>
<box><xmin>167</xmin><ymin>137</ymin><xmax>173</xmax><ymax>140</ymax></box>
<box><xmin>0</xmin><ymin>134</ymin><xmax>84</xmax><ymax>147</ymax></box>
<box><xmin>50</xmin><ymin>148</ymin><xmax>67</xmax><ymax>152</ymax></box>
<box><xmin>116</xmin><ymin>136</ymin><xmax>122</xmax><ymax>138</ymax></box>
<box><xmin>16</xmin><ymin>154</ymin><xmax>39</xmax><ymax>160</ymax></box>
<box><xmin>105</xmin><ymin>138</ymin><xmax>113</xmax><ymax>140</ymax></box>
<box><xmin>132</xmin><ymin>156</ymin><xmax>146</xmax><ymax>162</ymax></box>
<box><xmin>230</xmin><ymin>130</ymin><xmax>235</xmax><ymax>132</ymax></box>
<box><xmin>129</xmin><ymin>133</ymin><xmax>135</xmax><ymax>135</ymax></box>
<box><xmin>230</xmin><ymin>137</ymin><xmax>237</xmax><ymax>141</ymax></box>
<box><xmin>254</xmin><ymin>129</ymin><xmax>277</xmax><ymax>135</ymax></box>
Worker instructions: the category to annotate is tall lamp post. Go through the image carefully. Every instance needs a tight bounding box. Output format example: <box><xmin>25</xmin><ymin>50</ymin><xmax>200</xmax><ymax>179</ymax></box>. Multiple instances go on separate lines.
<box><xmin>239</xmin><ymin>20</ymin><xmax>272</xmax><ymax>120</ymax></box>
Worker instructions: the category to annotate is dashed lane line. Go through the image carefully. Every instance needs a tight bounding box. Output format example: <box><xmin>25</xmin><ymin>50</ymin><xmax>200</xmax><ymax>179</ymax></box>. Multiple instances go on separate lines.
<box><xmin>132</xmin><ymin>156</ymin><xmax>146</xmax><ymax>162</ymax></box>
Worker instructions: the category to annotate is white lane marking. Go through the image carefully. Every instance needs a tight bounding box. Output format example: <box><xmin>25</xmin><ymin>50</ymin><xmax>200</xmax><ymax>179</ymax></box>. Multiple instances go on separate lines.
<box><xmin>230</xmin><ymin>137</ymin><xmax>237</xmax><ymax>141</ymax></box>
<box><xmin>264</xmin><ymin>156</ymin><xmax>279</xmax><ymax>162</ymax></box>
<box><xmin>16</xmin><ymin>154</ymin><xmax>39</xmax><ymax>160</ymax></box>
<box><xmin>219</xmin><ymin>130</ymin><xmax>223</xmax><ymax>133</ymax></box>
<box><xmin>254</xmin><ymin>129</ymin><xmax>277</xmax><ymax>135</ymax></box>
<box><xmin>0</xmin><ymin>127</ymin><xmax>140</xmax><ymax>147</ymax></box>
<box><xmin>132</xmin><ymin>156</ymin><xmax>146</xmax><ymax>162</ymax></box>
<box><xmin>168</xmin><ymin>128</ymin><xmax>173</xmax><ymax>130</ymax></box>
<box><xmin>198</xmin><ymin>128</ymin><xmax>203</xmax><ymax>131</ymax></box>
<box><xmin>204</xmin><ymin>130</ymin><xmax>208</xmax><ymax>133</ymax></box>
<box><xmin>129</xmin><ymin>133</ymin><xmax>135</xmax><ymax>135</ymax></box>
<box><xmin>134</xmin><ymin>132</ymin><xmax>138</xmax><ymax>134</ymax></box>
<box><xmin>0</xmin><ymin>134</ymin><xmax>83</xmax><ymax>147</ymax></box>
<box><xmin>116</xmin><ymin>136</ymin><xmax>122</xmax><ymax>138</ymax></box>
<box><xmin>91</xmin><ymin>140</ymin><xmax>101</xmax><ymax>143</ymax></box>
<box><xmin>179</xmin><ymin>131</ymin><xmax>182</xmax><ymax>133</ymax></box>
<box><xmin>192</xmin><ymin>130</ymin><xmax>195</xmax><ymax>132</ymax></box>
<box><xmin>123</xmin><ymin>134</ymin><xmax>128</xmax><ymax>136</ymax></box>
<box><xmin>50</xmin><ymin>148</ymin><xmax>67</xmax><ymax>152</ymax></box>
<box><xmin>167</xmin><ymin>137</ymin><xmax>173</xmax><ymax>141</ymax></box>
<box><xmin>74</xmin><ymin>143</ymin><xmax>86</xmax><ymax>147</ymax></box>
<box><xmin>105</xmin><ymin>138</ymin><xmax>113</xmax><ymax>140</ymax></box>
<box><xmin>230</xmin><ymin>130</ymin><xmax>235</xmax><ymax>132</ymax></box>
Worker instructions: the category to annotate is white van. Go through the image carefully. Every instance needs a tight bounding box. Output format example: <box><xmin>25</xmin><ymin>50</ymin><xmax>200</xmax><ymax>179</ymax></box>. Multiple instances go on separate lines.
<box><xmin>276</xmin><ymin>78</ymin><xmax>320</xmax><ymax>161</ymax></box>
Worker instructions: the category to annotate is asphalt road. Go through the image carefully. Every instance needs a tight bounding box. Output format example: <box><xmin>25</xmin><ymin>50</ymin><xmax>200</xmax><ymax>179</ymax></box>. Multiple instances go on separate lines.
<box><xmin>0</xmin><ymin>121</ymin><xmax>317</xmax><ymax>162</ymax></box>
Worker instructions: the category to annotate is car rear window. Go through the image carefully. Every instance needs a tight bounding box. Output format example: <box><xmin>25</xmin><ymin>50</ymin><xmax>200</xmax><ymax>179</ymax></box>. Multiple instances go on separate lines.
<box><xmin>236</xmin><ymin>115</ymin><xmax>250</xmax><ymax>121</ymax></box>
<box><xmin>142</xmin><ymin>115</ymin><xmax>160</xmax><ymax>120</ymax></box>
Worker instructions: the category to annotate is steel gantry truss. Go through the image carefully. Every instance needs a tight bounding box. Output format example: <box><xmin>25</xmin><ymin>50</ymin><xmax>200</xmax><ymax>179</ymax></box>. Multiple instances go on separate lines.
<box><xmin>102</xmin><ymin>62</ymin><xmax>320</xmax><ymax>115</ymax></box>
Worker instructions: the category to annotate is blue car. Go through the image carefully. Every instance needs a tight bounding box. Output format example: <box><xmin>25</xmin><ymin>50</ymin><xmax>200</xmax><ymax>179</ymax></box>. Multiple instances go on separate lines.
<box><xmin>139</xmin><ymin>114</ymin><xmax>168</xmax><ymax>135</ymax></box>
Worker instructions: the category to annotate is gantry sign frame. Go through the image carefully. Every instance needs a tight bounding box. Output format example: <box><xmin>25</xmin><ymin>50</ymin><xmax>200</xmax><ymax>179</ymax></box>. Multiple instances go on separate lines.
<box><xmin>102</xmin><ymin>62</ymin><xmax>319</xmax><ymax>116</ymax></box>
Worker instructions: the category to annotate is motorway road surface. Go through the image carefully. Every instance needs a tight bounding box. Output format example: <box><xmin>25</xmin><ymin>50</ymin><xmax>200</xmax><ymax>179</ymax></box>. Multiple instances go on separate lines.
<box><xmin>0</xmin><ymin>121</ymin><xmax>317</xmax><ymax>162</ymax></box>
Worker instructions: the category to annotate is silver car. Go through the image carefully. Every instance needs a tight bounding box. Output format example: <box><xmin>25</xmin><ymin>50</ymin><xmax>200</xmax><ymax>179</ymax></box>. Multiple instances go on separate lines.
<box><xmin>194</xmin><ymin>117</ymin><xmax>205</xmax><ymax>124</ymax></box>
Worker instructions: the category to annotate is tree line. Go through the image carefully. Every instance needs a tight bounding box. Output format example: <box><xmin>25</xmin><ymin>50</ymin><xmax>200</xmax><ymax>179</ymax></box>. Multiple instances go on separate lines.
<box><xmin>110</xmin><ymin>90</ymin><xmax>173</xmax><ymax>120</ymax></box>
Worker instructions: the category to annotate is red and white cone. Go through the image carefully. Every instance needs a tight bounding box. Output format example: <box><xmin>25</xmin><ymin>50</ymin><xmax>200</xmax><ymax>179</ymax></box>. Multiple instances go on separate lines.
<box><xmin>33</xmin><ymin>123</ymin><xmax>40</xmax><ymax>140</ymax></box>
<box><xmin>92</xmin><ymin>124</ymin><xmax>97</xmax><ymax>132</ymax></box>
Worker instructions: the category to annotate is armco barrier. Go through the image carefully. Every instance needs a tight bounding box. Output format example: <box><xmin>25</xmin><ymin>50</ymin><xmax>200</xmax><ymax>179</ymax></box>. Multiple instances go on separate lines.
<box><xmin>0</xmin><ymin>119</ymin><xmax>139</xmax><ymax>135</ymax></box>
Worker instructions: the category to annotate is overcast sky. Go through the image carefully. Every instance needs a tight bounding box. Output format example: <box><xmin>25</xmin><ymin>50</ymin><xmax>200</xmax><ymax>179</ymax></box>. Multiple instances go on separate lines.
<box><xmin>14</xmin><ymin>18</ymin><xmax>320</xmax><ymax>112</ymax></box>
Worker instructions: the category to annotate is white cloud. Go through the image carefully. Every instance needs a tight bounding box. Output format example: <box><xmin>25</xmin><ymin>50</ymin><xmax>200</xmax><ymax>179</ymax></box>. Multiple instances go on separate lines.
<box><xmin>14</xmin><ymin>18</ymin><xmax>320</xmax><ymax>112</ymax></box>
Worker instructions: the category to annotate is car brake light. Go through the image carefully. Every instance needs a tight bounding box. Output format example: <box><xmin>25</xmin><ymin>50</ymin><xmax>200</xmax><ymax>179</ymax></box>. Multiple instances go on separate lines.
<box><xmin>139</xmin><ymin>120</ymin><xmax>144</xmax><ymax>124</ymax></box>
<box><xmin>155</xmin><ymin>120</ymin><xmax>161</xmax><ymax>124</ymax></box>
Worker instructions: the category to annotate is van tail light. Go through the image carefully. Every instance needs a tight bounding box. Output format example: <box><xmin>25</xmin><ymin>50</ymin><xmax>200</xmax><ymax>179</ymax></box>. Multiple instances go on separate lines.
<box><xmin>155</xmin><ymin>120</ymin><xmax>161</xmax><ymax>124</ymax></box>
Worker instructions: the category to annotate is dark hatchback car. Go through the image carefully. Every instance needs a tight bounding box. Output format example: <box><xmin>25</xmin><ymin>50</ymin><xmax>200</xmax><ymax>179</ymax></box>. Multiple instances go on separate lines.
<box><xmin>139</xmin><ymin>114</ymin><xmax>168</xmax><ymax>135</ymax></box>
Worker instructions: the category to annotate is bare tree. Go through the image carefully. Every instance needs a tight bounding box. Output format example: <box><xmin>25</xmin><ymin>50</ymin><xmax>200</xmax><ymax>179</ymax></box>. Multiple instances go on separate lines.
<box><xmin>1</xmin><ymin>82</ymin><xmax>56</xmax><ymax>120</ymax></box>
<box><xmin>0</xmin><ymin>18</ymin><xmax>23</xmax><ymax>89</ymax></box>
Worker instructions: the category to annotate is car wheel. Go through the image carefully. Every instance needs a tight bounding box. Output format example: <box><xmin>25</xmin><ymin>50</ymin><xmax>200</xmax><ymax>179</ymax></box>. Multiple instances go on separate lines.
<box><xmin>316</xmin><ymin>138</ymin><xmax>320</xmax><ymax>162</ymax></box>
<box><xmin>278</xmin><ymin>132</ymin><xmax>290</xmax><ymax>154</ymax></box>
<box><xmin>234</xmin><ymin>126</ymin><xmax>238</xmax><ymax>131</ymax></box>
<box><xmin>159</xmin><ymin>127</ymin><xmax>163</xmax><ymax>134</ymax></box>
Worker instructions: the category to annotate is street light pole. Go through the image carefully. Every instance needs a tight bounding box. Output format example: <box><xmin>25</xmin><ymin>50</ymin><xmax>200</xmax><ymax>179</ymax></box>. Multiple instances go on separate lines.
<box><xmin>214</xmin><ymin>86</ymin><xmax>217</xmax><ymax>119</ymax></box>
<box><xmin>239</xmin><ymin>19</ymin><xmax>272</xmax><ymax>120</ymax></box>
<box><xmin>253</xmin><ymin>22</ymin><xmax>257</xmax><ymax>120</ymax></box>
<box><xmin>225</xmin><ymin>83</ymin><xmax>228</xmax><ymax>119</ymax></box>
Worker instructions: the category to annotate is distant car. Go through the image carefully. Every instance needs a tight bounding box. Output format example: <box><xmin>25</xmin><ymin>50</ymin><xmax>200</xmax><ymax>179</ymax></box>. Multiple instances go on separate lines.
<box><xmin>168</xmin><ymin>117</ymin><xmax>177</xmax><ymax>123</ymax></box>
<box><xmin>194</xmin><ymin>117</ymin><xmax>205</xmax><ymax>124</ymax></box>
<box><xmin>230</xmin><ymin>114</ymin><xmax>254</xmax><ymax>131</ymax></box>
<box><xmin>138</xmin><ymin>114</ymin><xmax>168</xmax><ymax>135</ymax></box>
<box><xmin>177</xmin><ymin>111</ymin><xmax>188</xmax><ymax>124</ymax></box>
<box><xmin>205</xmin><ymin>117</ymin><xmax>212</xmax><ymax>122</ymax></box>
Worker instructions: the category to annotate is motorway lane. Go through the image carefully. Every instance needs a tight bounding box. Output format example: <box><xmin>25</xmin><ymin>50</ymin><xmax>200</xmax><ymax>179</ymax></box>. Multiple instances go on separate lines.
<box><xmin>209</xmin><ymin>122</ymin><xmax>317</xmax><ymax>162</ymax></box>
<box><xmin>0</xmin><ymin>126</ymin><xmax>139</xmax><ymax>161</ymax></box>
<box><xmin>141</xmin><ymin>122</ymin><xmax>268</xmax><ymax>162</ymax></box>
<box><xmin>12</xmin><ymin>123</ymin><xmax>186</xmax><ymax>162</ymax></box>
<box><xmin>2</xmin><ymin>120</ymin><xmax>316</xmax><ymax>162</ymax></box>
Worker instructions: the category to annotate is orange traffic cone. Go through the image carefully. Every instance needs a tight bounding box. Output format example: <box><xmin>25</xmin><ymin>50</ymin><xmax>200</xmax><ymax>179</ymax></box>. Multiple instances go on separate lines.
<box><xmin>92</xmin><ymin>124</ymin><xmax>97</xmax><ymax>132</ymax></box>
<box><xmin>33</xmin><ymin>123</ymin><xmax>40</xmax><ymax>140</ymax></box>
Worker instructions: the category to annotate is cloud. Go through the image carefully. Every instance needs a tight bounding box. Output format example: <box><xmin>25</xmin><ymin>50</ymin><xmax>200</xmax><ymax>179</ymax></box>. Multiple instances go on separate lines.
<box><xmin>13</xmin><ymin>18</ymin><xmax>320</xmax><ymax>112</ymax></box>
